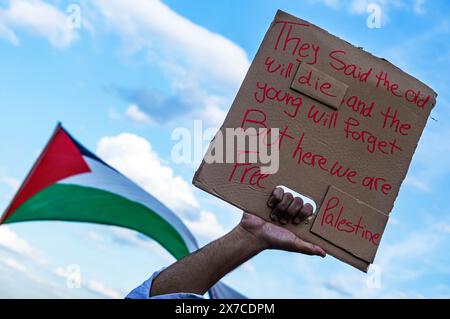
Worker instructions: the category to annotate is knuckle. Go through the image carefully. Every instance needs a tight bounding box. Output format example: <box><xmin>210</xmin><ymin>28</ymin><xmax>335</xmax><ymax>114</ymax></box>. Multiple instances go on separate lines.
<box><xmin>273</xmin><ymin>187</ymin><xmax>284</xmax><ymax>197</ymax></box>
<box><xmin>280</xmin><ymin>196</ymin><xmax>292</xmax><ymax>209</ymax></box>
<box><xmin>286</xmin><ymin>206</ymin><xmax>297</xmax><ymax>217</ymax></box>
<box><xmin>284</xmin><ymin>192</ymin><xmax>293</xmax><ymax>201</ymax></box>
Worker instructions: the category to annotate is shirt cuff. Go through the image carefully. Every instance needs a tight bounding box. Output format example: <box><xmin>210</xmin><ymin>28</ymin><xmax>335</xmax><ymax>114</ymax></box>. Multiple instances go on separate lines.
<box><xmin>125</xmin><ymin>267</ymin><xmax>205</xmax><ymax>299</ymax></box>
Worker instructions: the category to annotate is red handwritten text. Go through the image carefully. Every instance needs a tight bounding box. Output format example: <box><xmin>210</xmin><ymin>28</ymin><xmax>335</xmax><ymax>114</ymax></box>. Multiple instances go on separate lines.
<box><xmin>320</xmin><ymin>196</ymin><xmax>381</xmax><ymax>246</ymax></box>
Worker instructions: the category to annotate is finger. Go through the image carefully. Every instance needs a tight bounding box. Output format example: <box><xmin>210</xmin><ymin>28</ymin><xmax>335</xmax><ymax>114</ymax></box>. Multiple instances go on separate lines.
<box><xmin>286</xmin><ymin>197</ymin><xmax>303</xmax><ymax>224</ymax></box>
<box><xmin>268</xmin><ymin>187</ymin><xmax>284</xmax><ymax>221</ymax></box>
<box><xmin>267</xmin><ymin>187</ymin><xmax>284</xmax><ymax>209</ymax></box>
<box><xmin>293</xmin><ymin>202</ymin><xmax>313</xmax><ymax>224</ymax></box>
<box><xmin>297</xmin><ymin>203</ymin><xmax>314</xmax><ymax>221</ymax></box>
<box><xmin>272</xmin><ymin>192</ymin><xmax>293</xmax><ymax>224</ymax></box>
<box><xmin>294</xmin><ymin>238</ymin><xmax>326</xmax><ymax>257</ymax></box>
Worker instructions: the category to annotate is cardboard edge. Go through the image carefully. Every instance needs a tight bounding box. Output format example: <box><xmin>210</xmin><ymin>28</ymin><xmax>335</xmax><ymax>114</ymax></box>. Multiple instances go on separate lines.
<box><xmin>275</xmin><ymin>9</ymin><xmax>438</xmax><ymax>110</ymax></box>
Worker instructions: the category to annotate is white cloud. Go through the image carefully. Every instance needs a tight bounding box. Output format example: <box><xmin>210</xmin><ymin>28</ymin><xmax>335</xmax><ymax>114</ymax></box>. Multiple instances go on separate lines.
<box><xmin>0</xmin><ymin>21</ymin><xmax>19</xmax><ymax>45</ymax></box>
<box><xmin>0</xmin><ymin>226</ymin><xmax>38</xmax><ymax>260</ymax></box>
<box><xmin>197</xmin><ymin>102</ymin><xmax>227</xmax><ymax>127</ymax></box>
<box><xmin>93</xmin><ymin>0</ymin><xmax>249</xmax><ymax>126</ymax></box>
<box><xmin>413</xmin><ymin>0</ymin><xmax>427</xmax><ymax>14</ymax></box>
<box><xmin>241</xmin><ymin>262</ymin><xmax>256</xmax><ymax>273</ymax></box>
<box><xmin>309</xmin><ymin>0</ymin><xmax>341</xmax><ymax>10</ymax></box>
<box><xmin>312</xmin><ymin>0</ymin><xmax>427</xmax><ymax>22</ymax></box>
<box><xmin>183</xmin><ymin>210</ymin><xmax>227</xmax><ymax>242</ymax></box>
<box><xmin>93</xmin><ymin>0</ymin><xmax>249</xmax><ymax>88</ymax></box>
<box><xmin>404</xmin><ymin>123</ymin><xmax>450</xmax><ymax>192</ymax></box>
<box><xmin>86</xmin><ymin>280</ymin><xmax>122</xmax><ymax>299</ymax></box>
<box><xmin>54</xmin><ymin>266</ymin><xmax>123</xmax><ymax>299</ymax></box>
<box><xmin>292</xmin><ymin>217</ymin><xmax>450</xmax><ymax>298</ymax></box>
<box><xmin>0</xmin><ymin>255</ymin><xmax>47</xmax><ymax>285</ymax></box>
<box><xmin>107</xmin><ymin>226</ymin><xmax>174</xmax><ymax>263</ymax></box>
<box><xmin>0</xmin><ymin>242</ymin><xmax>124</xmax><ymax>298</ymax></box>
<box><xmin>87</xmin><ymin>231</ymin><xmax>104</xmax><ymax>243</ymax></box>
<box><xmin>0</xmin><ymin>176</ymin><xmax>20</xmax><ymax>192</ymax></box>
<box><xmin>0</xmin><ymin>225</ymin><xmax>47</xmax><ymax>265</ymax></box>
<box><xmin>1</xmin><ymin>256</ymin><xmax>27</xmax><ymax>273</ymax></box>
<box><xmin>0</xmin><ymin>0</ymin><xmax>79</xmax><ymax>48</ymax></box>
<box><xmin>404</xmin><ymin>175</ymin><xmax>431</xmax><ymax>192</ymax></box>
<box><xmin>125</xmin><ymin>104</ymin><xmax>153</xmax><ymax>125</ymax></box>
<box><xmin>378</xmin><ymin>227</ymin><xmax>439</xmax><ymax>271</ymax></box>
<box><xmin>96</xmin><ymin>133</ymin><xmax>199</xmax><ymax>213</ymax></box>
<box><xmin>0</xmin><ymin>171</ymin><xmax>19</xmax><ymax>205</ymax></box>
<box><xmin>435</xmin><ymin>223</ymin><xmax>450</xmax><ymax>234</ymax></box>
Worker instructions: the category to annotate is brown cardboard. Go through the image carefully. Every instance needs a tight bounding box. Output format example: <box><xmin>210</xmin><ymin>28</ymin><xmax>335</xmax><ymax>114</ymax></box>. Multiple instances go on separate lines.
<box><xmin>193</xmin><ymin>10</ymin><xmax>437</xmax><ymax>271</ymax></box>
<box><xmin>310</xmin><ymin>185</ymin><xmax>388</xmax><ymax>263</ymax></box>
<box><xmin>291</xmin><ymin>62</ymin><xmax>348</xmax><ymax>110</ymax></box>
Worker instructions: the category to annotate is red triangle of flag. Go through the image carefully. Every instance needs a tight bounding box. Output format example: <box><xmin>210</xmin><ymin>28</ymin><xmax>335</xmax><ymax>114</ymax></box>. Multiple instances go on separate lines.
<box><xmin>1</xmin><ymin>125</ymin><xmax>91</xmax><ymax>223</ymax></box>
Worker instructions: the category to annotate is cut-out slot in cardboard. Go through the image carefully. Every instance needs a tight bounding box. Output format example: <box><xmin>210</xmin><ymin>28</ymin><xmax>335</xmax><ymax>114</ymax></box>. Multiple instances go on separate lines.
<box><xmin>276</xmin><ymin>185</ymin><xmax>318</xmax><ymax>213</ymax></box>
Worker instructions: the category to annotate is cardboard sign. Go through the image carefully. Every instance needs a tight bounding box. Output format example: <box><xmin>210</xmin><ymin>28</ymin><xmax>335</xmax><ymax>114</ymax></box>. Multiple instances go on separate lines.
<box><xmin>310</xmin><ymin>186</ymin><xmax>388</xmax><ymax>263</ymax></box>
<box><xmin>193</xmin><ymin>10</ymin><xmax>437</xmax><ymax>271</ymax></box>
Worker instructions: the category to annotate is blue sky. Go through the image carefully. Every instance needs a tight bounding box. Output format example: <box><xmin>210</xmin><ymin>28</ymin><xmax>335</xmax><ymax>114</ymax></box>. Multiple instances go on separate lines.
<box><xmin>0</xmin><ymin>0</ymin><xmax>450</xmax><ymax>298</ymax></box>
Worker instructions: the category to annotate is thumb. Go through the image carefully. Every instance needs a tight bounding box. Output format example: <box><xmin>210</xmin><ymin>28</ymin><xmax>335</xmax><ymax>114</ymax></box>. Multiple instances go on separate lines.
<box><xmin>293</xmin><ymin>238</ymin><xmax>327</xmax><ymax>257</ymax></box>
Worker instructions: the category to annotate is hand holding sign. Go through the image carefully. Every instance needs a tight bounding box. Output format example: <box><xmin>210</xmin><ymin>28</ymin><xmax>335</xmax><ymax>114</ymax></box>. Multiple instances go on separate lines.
<box><xmin>239</xmin><ymin>187</ymin><xmax>326</xmax><ymax>257</ymax></box>
<box><xmin>267</xmin><ymin>187</ymin><xmax>314</xmax><ymax>225</ymax></box>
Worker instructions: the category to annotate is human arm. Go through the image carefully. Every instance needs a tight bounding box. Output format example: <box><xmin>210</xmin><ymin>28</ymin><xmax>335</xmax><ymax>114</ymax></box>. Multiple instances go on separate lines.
<box><xmin>150</xmin><ymin>187</ymin><xmax>326</xmax><ymax>297</ymax></box>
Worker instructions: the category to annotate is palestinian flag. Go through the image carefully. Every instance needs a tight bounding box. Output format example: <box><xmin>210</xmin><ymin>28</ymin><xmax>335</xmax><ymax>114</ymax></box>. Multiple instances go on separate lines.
<box><xmin>0</xmin><ymin>124</ymin><xmax>244</xmax><ymax>299</ymax></box>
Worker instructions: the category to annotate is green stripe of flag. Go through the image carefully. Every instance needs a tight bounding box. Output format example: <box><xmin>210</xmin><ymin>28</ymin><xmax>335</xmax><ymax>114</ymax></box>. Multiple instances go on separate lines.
<box><xmin>4</xmin><ymin>183</ymin><xmax>190</xmax><ymax>260</ymax></box>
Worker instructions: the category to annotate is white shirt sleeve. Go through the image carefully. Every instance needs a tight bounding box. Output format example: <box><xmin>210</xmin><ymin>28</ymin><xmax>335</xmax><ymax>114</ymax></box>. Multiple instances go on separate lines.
<box><xmin>125</xmin><ymin>267</ymin><xmax>205</xmax><ymax>299</ymax></box>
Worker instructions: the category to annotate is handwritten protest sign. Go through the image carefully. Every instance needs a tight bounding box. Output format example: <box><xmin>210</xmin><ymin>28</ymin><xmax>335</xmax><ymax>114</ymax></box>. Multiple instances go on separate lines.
<box><xmin>193</xmin><ymin>10</ymin><xmax>437</xmax><ymax>271</ymax></box>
